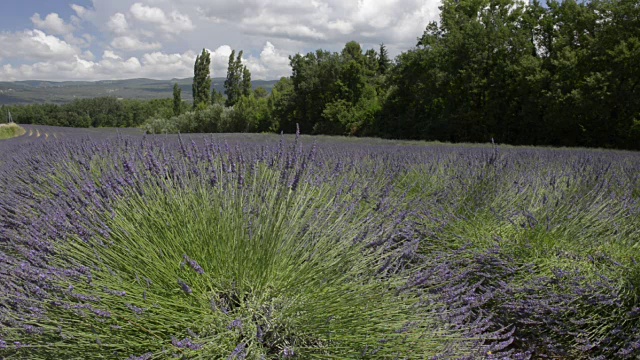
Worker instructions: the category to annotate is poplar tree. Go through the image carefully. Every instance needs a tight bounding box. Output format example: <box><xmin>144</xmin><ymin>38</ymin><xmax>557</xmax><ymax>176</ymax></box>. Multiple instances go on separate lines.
<box><xmin>192</xmin><ymin>48</ymin><xmax>212</xmax><ymax>108</ymax></box>
<box><xmin>225</xmin><ymin>50</ymin><xmax>248</xmax><ymax>107</ymax></box>
<box><xmin>242</xmin><ymin>66</ymin><xmax>252</xmax><ymax>97</ymax></box>
<box><xmin>173</xmin><ymin>83</ymin><xmax>182</xmax><ymax>116</ymax></box>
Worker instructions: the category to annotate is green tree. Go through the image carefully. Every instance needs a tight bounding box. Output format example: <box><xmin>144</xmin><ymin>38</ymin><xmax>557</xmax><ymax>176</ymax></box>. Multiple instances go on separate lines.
<box><xmin>268</xmin><ymin>77</ymin><xmax>295</xmax><ymax>132</ymax></box>
<box><xmin>224</xmin><ymin>50</ymin><xmax>244</xmax><ymax>107</ymax></box>
<box><xmin>283</xmin><ymin>41</ymin><xmax>385</xmax><ymax>135</ymax></box>
<box><xmin>254</xmin><ymin>87</ymin><xmax>268</xmax><ymax>98</ymax></box>
<box><xmin>211</xmin><ymin>88</ymin><xmax>225</xmax><ymax>105</ymax></box>
<box><xmin>242</xmin><ymin>66</ymin><xmax>252</xmax><ymax>97</ymax></box>
<box><xmin>173</xmin><ymin>83</ymin><xmax>182</xmax><ymax>116</ymax></box>
<box><xmin>192</xmin><ymin>48</ymin><xmax>212</xmax><ymax>108</ymax></box>
<box><xmin>381</xmin><ymin>0</ymin><xmax>540</xmax><ymax>143</ymax></box>
<box><xmin>378</xmin><ymin>43</ymin><xmax>391</xmax><ymax>75</ymax></box>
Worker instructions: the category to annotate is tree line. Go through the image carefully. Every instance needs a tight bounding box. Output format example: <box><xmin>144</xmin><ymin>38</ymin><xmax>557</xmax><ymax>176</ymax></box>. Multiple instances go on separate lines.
<box><xmin>144</xmin><ymin>0</ymin><xmax>640</xmax><ymax>149</ymax></box>
<box><xmin>3</xmin><ymin>0</ymin><xmax>638</xmax><ymax>149</ymax></box>
<box><xmin>377</xmin><ymin>0</ymin><xmax>640</xmax><ymax>149</ymax></box>
<box><xmin>1</xmin><ymin>98</ymin><xmax>179</xmax><ymax>128</ymax></box>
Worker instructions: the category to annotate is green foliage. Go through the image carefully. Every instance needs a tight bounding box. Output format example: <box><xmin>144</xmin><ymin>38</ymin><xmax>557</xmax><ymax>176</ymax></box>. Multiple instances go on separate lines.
<box><xmin>144</xmin><ymin>102</ymin><xmax>273</xmax><ymax>134</ymax></box>
<box><xmin>224</xmin><ymin>94</ymin><xmax>271</xmax><ymax>132</ymax></box>
<box><xmin>378</xmin><ymin>43</ymin><xmax>391</xmax><ymax>75</ymax></box>
<box><xmin>241</xmin><ymin>66</ymin><xmax>252</xmax><ymax>97</ymax></box>
<box><xmin>192</xmin><ymin>48</ymin><xmax>212</xmax><ymax>108</ymax></box>
<box><xmin>211</xmin><ymin>88</ymin><xmax>225</xmax><ymax>106</ymax></box>
<box><xmin>321</xmin><ymin>84</ymin><xmax>381</xmax><ymax>135</ymax></box>
<box><xmin>267</xmin><ymin>77</ymin><xmax>295</xmax><ymax>133</ymax></box>
<box><xmin>282</xmin><ymin>42</ymin><xmax>385</xmax><ymax>135</ymax></box>
<box><xmin>0</xmin><ymin>123</ymin><xmax>26</xmax><ymax>140</ymax></box>
<box><xmin>173</xmin><ymin>83</ymin><xmax>182</xmax><ymax>116</ymax></box>
<box><xmin>5</xmin><ymin>97</ymin><xmax>173</xmax><ymax>128</ymax></box>
<box><xmin>253</xmin><ymin>87</ymin><xmax>268</xmax><ymax>99</ymax></box>
<box><xmin>377</xmin><ymin>0</ymin><xmax>640</xmax><ymax>149</ymax></box>
<box><xmin>225</xmin><ymin>50</ymin><xmax>247</xmax><ymax>107</ymax></box>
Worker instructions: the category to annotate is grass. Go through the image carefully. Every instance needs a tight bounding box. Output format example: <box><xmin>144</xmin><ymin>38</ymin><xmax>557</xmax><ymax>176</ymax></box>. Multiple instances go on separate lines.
<box><xmin>0</xmin><ymin>123</ymin><xmax>26</xmax><ymax>140</ymax></box>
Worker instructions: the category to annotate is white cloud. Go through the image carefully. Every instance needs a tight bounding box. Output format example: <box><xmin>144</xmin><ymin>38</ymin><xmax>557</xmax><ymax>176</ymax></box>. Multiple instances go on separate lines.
<box><xmin>83</xmin><ymin>50</ymin><xmax>96</xmax><ymax>61</ymax></box>
<box><xmin>194</xmin><ymin>0</ymin><xmax>439</xmax><ymax>49</ymax></box>
<box><xmin>0</xmin><ymin>0</ymin><xmax>442</xmax><ymax>80</ymax></box>
<box><xmin>111</xmin><ymin>36</ymin><xmax>162</xmax><ymax>51</ymax></box>
<box><xmin>130</xmin><ymin>3</ymin><xmax>166</xmax><ymax>23</ymax></box>
<box><xmin>0</xmin><ymin>30</ymin><xmax>78</xmax><ymax>61</ymax></box>
<box><xmin>243</xmin><ymin>42</ymin><xmax>291</xmax><ymax>80</ymax></box>
<box><xmin>0</xmin><ymin>50</ymin><xmax>197</xmax><ymax>81</ymax></box>
<box><xmin>0</xmin><ymin>42</ymin><xmax>290</xmax><ymax>81</ymax></box>
<box><xmin>130</xmin><ymin>3</ymin><xmax>194</xmax><ymax>34</ymax></box>
<box><xmin>103</xmin><ymin>50</ymin><xmax>121</xmax><ymax>60</ymax></box>
<box><xmin>31</xmin><ymin>13</ymin><xmax>76</xmax><ymax>36</ymax></box>
<box><xmin>70</xmin><ymin>4</ymin><xmax>90</xmax><ymax>19</ymax></box>
<box><xmin>207</xmin><ymin>45</ymin><xmax>233</xmax><ymax>76</ymax></box>
<box><xmin>327</xmin><ymin>20</ymin><xmax>355</xmax><ymax>35</ymax></box>
<box><xmin>107</xmin><ymin>13</ymin><xmax>129</xmax><ymax>35</ymax></box>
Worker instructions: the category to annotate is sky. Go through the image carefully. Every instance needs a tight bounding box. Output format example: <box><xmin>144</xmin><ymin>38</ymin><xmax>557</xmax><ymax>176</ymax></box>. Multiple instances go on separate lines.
<box><xmin>0</xmin><ymin>0</ymin><xmax>441</xmax><ymax>81</ymax></box>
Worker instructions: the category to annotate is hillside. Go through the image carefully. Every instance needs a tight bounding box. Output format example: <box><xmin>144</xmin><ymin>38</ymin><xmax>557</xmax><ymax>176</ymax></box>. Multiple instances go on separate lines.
<box><xmin>0</xmin><ymin>78</ymin><xmax>279</xmax><ymax>105</ymax></box>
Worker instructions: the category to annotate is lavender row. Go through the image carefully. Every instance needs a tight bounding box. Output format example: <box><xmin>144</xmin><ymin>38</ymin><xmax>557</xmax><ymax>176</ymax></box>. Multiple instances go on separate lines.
<box><xmin>1</xmin><ymin>126</ymin><xmax>639</xmax><ymax>358</ymax></box>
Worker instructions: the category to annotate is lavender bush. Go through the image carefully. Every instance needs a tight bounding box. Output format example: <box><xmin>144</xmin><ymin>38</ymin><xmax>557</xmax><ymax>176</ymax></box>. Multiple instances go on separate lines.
<box><xmin>0</xmin><ymin>125</ymin><xmax>639</xmax><ymax>359</ymax></box>
<box><xmin>0</xmin><ymin>128</ymin><xmax>479</xmax><ymax>359</ymax></box>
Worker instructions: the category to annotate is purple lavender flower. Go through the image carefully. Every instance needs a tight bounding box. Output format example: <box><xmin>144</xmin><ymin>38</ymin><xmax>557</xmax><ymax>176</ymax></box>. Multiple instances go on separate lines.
<box><xmin>128</xmin><ymin>353</ymin><xmax>153</xmax><ymax>360</ymax></box>
<box><xmin>171</xmin><ymin>336</ymin><xmax>203</xmax><ymax>351</ymax></box>
<box><xmin>228</xmin><ymin>343</ymin><xmax>246</xmax><ymax>359</ymax></box>
<box><xmin>183</xmin><ymin>254</ymin><xmax>205</xmax><ymax>275</ymax></box>
<box><xmin>227</xmin><ymin>319</ymin><xmax>243</xmax><ymax>330</ymax></box>
<box><xmin>126</xmin><ymin>303</ymin><xmax>145</xmax><ymax>315</ymax></box>
<box><xmin>283</xmin><ymin>346</ymin><xmax>295</xmax><ymax>358</ymax></box>
<box><xmin>104</xmin><ymin>288</ymin><xmax>126</xmax><ymax>297</ymax></box>
<box><xmin>178</xmin><ymin>279</ymin><xmax>192</xmax><ymax>295</ymax></box>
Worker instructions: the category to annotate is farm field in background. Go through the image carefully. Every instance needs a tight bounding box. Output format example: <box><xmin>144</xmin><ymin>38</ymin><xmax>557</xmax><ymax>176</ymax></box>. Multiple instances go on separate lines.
<box><xmin>1</xmin><ymin>125</ymin><xmax>639</xmax><ymax>359</ymax></box>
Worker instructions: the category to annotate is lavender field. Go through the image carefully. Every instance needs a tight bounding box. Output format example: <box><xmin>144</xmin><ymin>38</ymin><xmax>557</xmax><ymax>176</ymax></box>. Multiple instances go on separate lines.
<box><xmin>1</xmin><ymin>125</ymin><xmax>639</xmax><ymax>359</ymax></box>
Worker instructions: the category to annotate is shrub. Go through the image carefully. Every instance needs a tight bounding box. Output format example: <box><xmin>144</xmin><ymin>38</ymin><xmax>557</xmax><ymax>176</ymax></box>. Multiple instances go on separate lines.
<box><xmin>0</xmin><ymin>123</ymin><xmax>26</xmax><ymax>140</ymax></box>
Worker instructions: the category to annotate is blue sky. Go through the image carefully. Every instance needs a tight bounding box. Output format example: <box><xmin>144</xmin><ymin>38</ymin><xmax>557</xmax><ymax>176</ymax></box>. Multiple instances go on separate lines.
<box><xmin>0</xmin><ymin>1</ymin><xmax>440</xmax><ymax>81</ymax></box>
<box><xmin>0</xmin><ymin>1</ymin><xmax>91</xmax><ymax>30</ymax></box>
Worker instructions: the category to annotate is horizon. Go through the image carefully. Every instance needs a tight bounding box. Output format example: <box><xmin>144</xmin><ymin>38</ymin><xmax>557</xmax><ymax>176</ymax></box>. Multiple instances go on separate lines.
<box><xmin>1</xmin><ymin>76</ymin><xmax>283</xmax><ymax>83</ymax></box>
<box><xmin>0</xmin><ymin>1</ymin><xmax>439</xmax><ymax>82</ymax></box>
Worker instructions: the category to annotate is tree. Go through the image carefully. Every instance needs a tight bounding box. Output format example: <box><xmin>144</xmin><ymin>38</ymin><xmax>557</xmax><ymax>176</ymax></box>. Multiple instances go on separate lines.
<box><xmin>224</xmin><ymin>50</ymin><xmax>245</xmax><ymax>107</ymax></box>
<box><xmin>378</xmin><ymin>43</ymin><xmax>391</xmax><ymax>74</ymax></box>
<box><xmin>242</xmin><ymin>66</ymin><xmax>252</xmax><ymax>97</ymax></box>
<box><xmin>380</xmin><ymin>0</ymin><xmax>541</xmax><ymax>143</ymax></box>
<box><xmin>192</xmin><ymin>48</ymin><xmax>212</xmax><ymax>108</ymax></box>
<box><xmin>341</xmin><ymin>41</ymin><xmax>364</xmax><ymax>63</ymax></box>
<box><xmin>254</xmin><ymin>87</ymin><xmax>268</xmax><ymax>98</ymax></box>
<box><xmin>211</xmin><ymin>88</ymin><xmax>225</xmax><ymax>105</ymax></box>
<box><xmin>173</xmin><ymin>83</ymin><xmax>182</xmax><ymax>116</ymax></box>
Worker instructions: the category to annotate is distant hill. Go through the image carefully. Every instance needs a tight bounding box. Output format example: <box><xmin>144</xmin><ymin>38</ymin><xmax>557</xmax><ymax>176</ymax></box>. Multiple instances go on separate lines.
<box><xmin>0</xmin><ymin>78</ymin><xmax>280</xmax><ymax>105</ymax></box>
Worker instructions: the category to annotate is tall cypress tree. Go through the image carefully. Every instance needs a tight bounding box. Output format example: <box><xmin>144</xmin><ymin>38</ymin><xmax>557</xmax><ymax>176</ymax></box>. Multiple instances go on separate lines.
<box><xmin>378</xmin><ymin>43</ymin><xmax>391</xmax><ymax>75</ymax></box>
<box><xmin>242</xmin><ymin>66</ymin><xmax>252</xmax><ymax>97</ymax></box>
<box><xmin>173</xmin><ymin>83</ymin><xmax>182</xmax><ymax>116</ymax></box>
<box><xmin>192</xmin><ymin>53</ymin><xmax>199</xmax><ymax>107</ymax></box>
<box><xmin>225</xmin><ymin>50</ymin><xmax>246</xmax><ymax>106</ymax></box>
<box><xmin>192</xmin><ymin>48</ymin><xmax>212</xmax><ymax>108</ymax></box>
